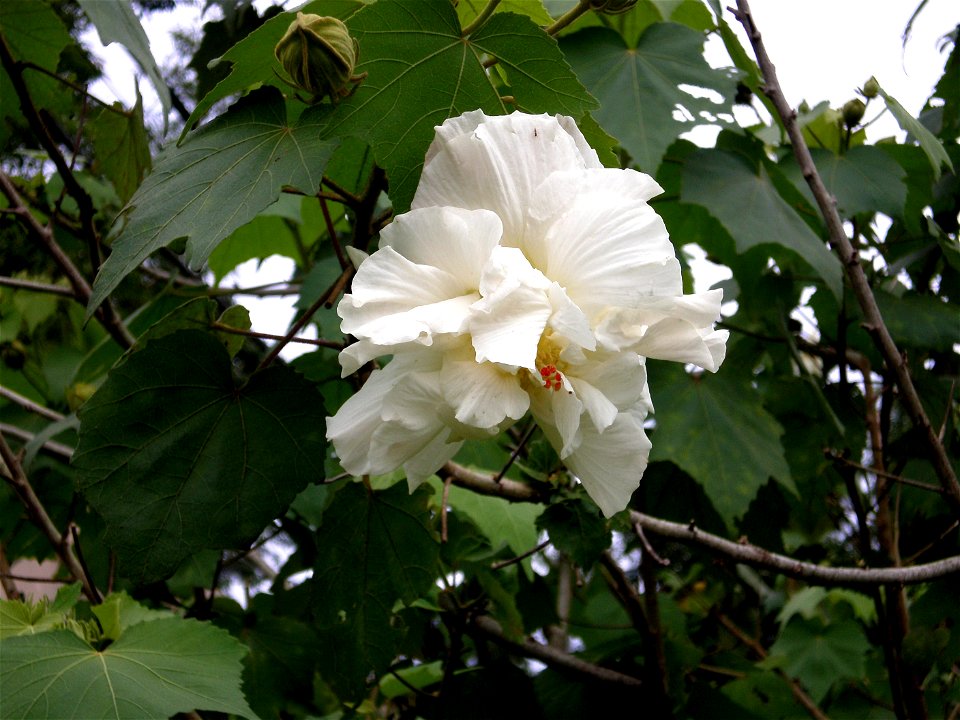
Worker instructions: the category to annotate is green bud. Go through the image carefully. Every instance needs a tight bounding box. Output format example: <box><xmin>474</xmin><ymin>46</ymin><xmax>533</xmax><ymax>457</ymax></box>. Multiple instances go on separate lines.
<box><xmin>589</xmin><ymin>0</ymin><xmax>639</xmax><ymax>15</ymax></box>
<box><xmin>862</xmin><ymin>76</ymin><xmax>880</xmax><ymax>99</ymax></box>
<box><xmin>274</xmin><ymin>13</ymin><xmax>363</xmax><ymax>102</ymax></box>
<box><xmin>842</xmin><ymin>98</ymin><xmax>866</xmax><ymax>128</ymax></box>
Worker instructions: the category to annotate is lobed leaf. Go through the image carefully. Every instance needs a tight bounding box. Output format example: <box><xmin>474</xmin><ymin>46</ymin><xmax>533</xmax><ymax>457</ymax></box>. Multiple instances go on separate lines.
<box><xmin>74</xmin><ymin>330</ymin><xmax>326</xmax><ymax>583</ymax></box>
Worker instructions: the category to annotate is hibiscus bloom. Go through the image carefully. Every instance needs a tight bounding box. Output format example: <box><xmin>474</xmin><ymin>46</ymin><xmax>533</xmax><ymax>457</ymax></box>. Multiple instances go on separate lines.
<box><xmin>326</xmin><ymin>110</ymin><xmax>727</xmax><ymax>517</ymax></box>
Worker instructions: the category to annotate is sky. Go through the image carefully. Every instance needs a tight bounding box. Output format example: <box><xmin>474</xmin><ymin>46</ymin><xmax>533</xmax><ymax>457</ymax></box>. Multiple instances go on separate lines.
<box><xmin>80</xmin><ymin>0</ymin><xmax>960</xmax><ymax>358</ymax></box>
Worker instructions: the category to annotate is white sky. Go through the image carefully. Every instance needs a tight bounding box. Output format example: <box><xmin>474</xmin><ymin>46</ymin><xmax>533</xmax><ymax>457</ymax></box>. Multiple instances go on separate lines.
<box><xmin>81</xmin><ymin>0</ymin><xmax>960</xmax><ymax>358</ymax></box>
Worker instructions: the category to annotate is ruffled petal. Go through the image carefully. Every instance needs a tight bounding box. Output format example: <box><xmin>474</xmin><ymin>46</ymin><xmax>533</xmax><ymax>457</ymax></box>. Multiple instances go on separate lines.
<box><xmin>530</xmin><ymin>384</ymin><xmax>584</xmax><ymax>458</ymax></box>
<box><xmin>593</xmin><ymin>290</ymin><xmax>727</xmax><ymax>371</ymax></box>
<box><xmin>412</xmin><ymin>112</ymin><xmax>601</xmax><ymax>244</ymax></box>
<box><xmin>564</xmin><ymin>411</ymin><xmax>652</xmax><ymax>518</ymax></box>
<box><xmin>523</xmin><ymin>169</ymin><xmax>679</xmax><ymax>317</ymax></box>
<box><xmin>381</xmin><ymin>206</ymin><xmax>502</xmax><ymax>289</ymax></box>
<box><xmin>470</xmin><ymin>246</ymin><xmax>552</xmax><ymax>368</ymax></box>
<box><xmin>441</xmin><ymin>358</ymin><xmax>529</xmax><ymax>431</ymax></box>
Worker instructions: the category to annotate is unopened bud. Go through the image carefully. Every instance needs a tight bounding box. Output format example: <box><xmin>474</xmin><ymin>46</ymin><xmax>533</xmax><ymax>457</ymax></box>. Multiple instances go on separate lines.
<box><xmin>589</xmin><ymin>0</ymin><xmax>639</xmax><ymax>15</ymax></box>
<box><xmin>274</xmin><ymin>13</ymin><xmax>363</xmax><ymax>102</ymax></box>
<box><xmin>862</xmin><ymin>76</ymin><xmax>880</xmax><ymax>99</ymax></box>
<box><xmin>842</xmin><ymin>98</ymin><xmax>866</xmax><ymax>128</ymax></box>
<box><xmin>66</xmin><ymin>382</ymin><xmax>98</xmax><ymax>411</ymax></box>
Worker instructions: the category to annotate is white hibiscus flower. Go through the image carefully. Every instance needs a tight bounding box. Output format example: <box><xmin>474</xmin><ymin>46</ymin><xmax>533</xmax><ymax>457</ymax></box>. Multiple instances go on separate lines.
<box><xmin>326</xmin><ymin>110</ymin><xmax>728</xmax><ymax>517</ymax></box>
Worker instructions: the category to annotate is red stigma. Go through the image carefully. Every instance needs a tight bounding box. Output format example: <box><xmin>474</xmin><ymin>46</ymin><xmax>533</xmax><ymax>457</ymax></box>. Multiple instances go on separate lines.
<box><xmin>538</xmin><ymin>365</ymin><xmax>564</xmax><ymax>391</ymax></box>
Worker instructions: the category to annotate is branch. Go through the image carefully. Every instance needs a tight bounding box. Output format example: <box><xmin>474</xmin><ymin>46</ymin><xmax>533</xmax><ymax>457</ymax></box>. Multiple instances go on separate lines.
<box><xmin>0</xmin><ymin>385</ymin><xmax>65</xmax><ymax>422</ymax></box>
<box><xmin>471</xmin><ymin>614</ymin><xmax>642</xmax><ymax>688</ymax></box>
<box><xmin>0</xmin><ymin>423</ymin><xmax>74</xmax><ymax>460</ymax></box>
<box><xmin>0</xmin><ymin>431</ymin><xmax>99</xmax><ymax>602</ymax></box>
<box><xmin>0</xmin><ymin>275</ymin><xmax>75</xmax><ymax>297</ymax></box>
<box><xmin>731</xmin><ymin>0</ymin><xmax>960</xmax><ymax>516</ymax></box>
<box><xmin>630</xmin><ymin>510</ymin><xmax>960</xmax><ymax>586</ymax></box>
<box><xmin>441</xmin><ymin>461</ymin><xmax>546</xmax><ymax>503</ymax></box>
<box><xmin>0</xmin><ymin>172</ymin><xmax>134</xmax><ymax>349</ymax></box>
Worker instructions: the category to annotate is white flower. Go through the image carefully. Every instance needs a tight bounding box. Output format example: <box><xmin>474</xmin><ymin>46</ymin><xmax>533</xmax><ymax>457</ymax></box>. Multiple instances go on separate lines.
<box><xmin>326</xmin><ymin>110</ymin><xmax>728</xmax><ymax>517</ymax></box>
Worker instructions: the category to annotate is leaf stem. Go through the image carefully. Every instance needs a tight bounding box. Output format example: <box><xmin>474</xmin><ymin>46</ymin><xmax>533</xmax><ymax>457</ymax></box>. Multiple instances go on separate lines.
<box><xmin>462</xmin><ymin>0</ymin><xmax>502</xmax><ymax>37</ymax></box>
<box><xmin>546</xmin><ymin>0</ymin><xmax>593</xmax><ymax>35</ymax></box>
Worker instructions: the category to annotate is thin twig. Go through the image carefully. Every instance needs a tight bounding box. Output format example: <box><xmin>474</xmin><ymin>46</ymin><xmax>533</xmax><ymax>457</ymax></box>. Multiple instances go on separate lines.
<box><xmin>0</xmin><ymin>544</ymin><xmax>20</xmax><ymax>599</ymax></box>
<box><xmin>545</xmin><ymin>0</ymin><xmax>592</xmax><ymax>35</ymax></box>
<box><xmin>471</xmin><ymin>614</ymin><xmax>643</xmax><ymax>688</ymax></box>
<box><xmin>0</xmin><ymin>275</ymin><xmax>75</xmax><ymax>297</ymax></box>
<box><xmin>0</xmin><ymin>423</ymin><xmax>74</xmax><ymax>460</ymax></box>
<box><xmin>825</xmin><ymin>449</ymin><xmax>943</xmax><ymax>495</ymax></box>
<box><xmin>490</xmin><ymin>540</ymin><xmax>550</xmax><ymax>570</ymax></box>
<box><xmin>0</xmin><ymin>385</ymin><xmax>65</xmax><ymax>422</ymax></box>
<box><xmin>731</xmin><ymin>0</ymin><xmax>960</xmax><ymax>516</ymax></box>
<box><xmin>210</xmin><ymin>323</ymin><xmax>343</xmax><ymax>350</ymax></box>
<box><xmin>494</xmin><ymin>421</ymin><xmax>536</xmax><ymax>483</ymax></box>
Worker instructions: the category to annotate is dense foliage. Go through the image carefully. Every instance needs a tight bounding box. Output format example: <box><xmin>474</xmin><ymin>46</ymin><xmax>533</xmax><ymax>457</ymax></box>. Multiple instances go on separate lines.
<box><xmin>1</xmin><ymin>0</ymin><xmax>958</xmax><ymax>718</ymax></box>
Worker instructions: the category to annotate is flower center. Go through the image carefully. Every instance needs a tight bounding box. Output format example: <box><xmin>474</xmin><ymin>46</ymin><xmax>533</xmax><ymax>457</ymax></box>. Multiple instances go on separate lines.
<box><xmin>534</xmin><ymin>332</ymin><xmax>566</xmax><ymax>392</ymax></box>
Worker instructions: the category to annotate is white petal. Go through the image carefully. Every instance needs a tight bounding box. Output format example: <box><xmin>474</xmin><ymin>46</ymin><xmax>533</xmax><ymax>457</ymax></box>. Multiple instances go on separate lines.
<box><xmin>564</xmin><ymin>411</ymin><xmax>652</xmax><ymax>518</ymax></box>
<box><xmin>470</xmin><ymin>247</ymin><xmax>552</xmax><ymax>368</ymax></box>
<box><xmin>524</xmin><ymin>169</ymin><xmax>680</xmax><ymax>317</ymax></box>
<box><xmin>570</xmin><ymin>351</ymin><xmax>648</xmax><ymax>413</ymax></box>
<box><xmin>567</xmin><ymin>376</ymin><xmax>618</xmax><ymax>434</ymax></box>
<box><xmin>546</xmin><ymin>283</ymin><xmax>595</xmax><ymax>352</ymax></box>
<box><xmin>441</xmin><ymin>359</ymin><xmax>529</xmax><ymax>431</ymax></box>
<box><xmin>402</xmin><ymin>433</ymin><xmax>464</xmax><ymax>491</ymax></box>
<box><xmin>381</xmin><ymin>206</ymin><xmax>502</xmax><ymax>289</ymax></box>
<box><xmin>412</xmin><ymin>112</ymin><xmax>600</xmax><ymax>244</ymax></box>
<box><xmin>593</xmin><ymin>290</ymin><xmax>727</xmax><ymax>371</ymax></box>
<box><xmin>530</xmin><ymin>385</ymin><xmax>584</xmax><ymax>458</ymax></box>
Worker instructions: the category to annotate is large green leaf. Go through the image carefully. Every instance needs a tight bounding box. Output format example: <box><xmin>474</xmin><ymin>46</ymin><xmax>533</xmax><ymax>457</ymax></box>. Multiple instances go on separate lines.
<box><xmin>0</xmin><ymin>619</ymin><xmax>254</xmax><ymax>719</ymax></box>
<box><xmin>311</xmin><ymin>482</ymin><xmax>438</xmax><ymax>698</ymax></box>
<box><xmin>88</xmin><ymin>88</ymin><xmax>339</xmax><ymax>314</ymax></box>
<box><xmin>77</xmin><ymin>0</ymin><xmax>171</xmax><ymax>126</ymax></box>
<box><xmin>561</xmin><ymin>23</ymin><xmax>738</xmax><ymax>172</ymax></box>
<box><xmin>781</xmin><ymin>146</ymin><xmax>907</xmax><ymax>220</ymax></box>
<box><xmin>536</xmin><ymin>498</ymin><xmax>609</xmax><ymax>568</ymax></box>
<box><xmin>74</xmin><ymin>330</ymin><xmax>326</xmax><ymax>583</ymax></box>
<box><xmin>765</xmin><ymin>617</ymin><xmax>870</xmax><ymax>703</ymax></box>
<box><xmin>318</xmin><ymin>0</ymin><xmax>596</xmax><ymax>210</ymax></box>
<box><xmin>681</xmin><ymin>148</ymin><xmax>843</xmax><ymax>299</ymax></box>
<box><xmin>874</xmin><ymin>289</ymin><xmax>960</xmax><ymax>352</ymax></box>
<box><xmin>648</xmin><ymin>364</ymin><xmax>794</xmax><ymax>529</ymax></box>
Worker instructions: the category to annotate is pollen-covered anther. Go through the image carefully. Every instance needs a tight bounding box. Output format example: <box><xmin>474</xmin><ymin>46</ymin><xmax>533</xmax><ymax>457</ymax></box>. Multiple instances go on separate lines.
<box><xmin>539</xmin><ymin>365</ymin><xmax>564</xmax><ymax>391</ymax></box>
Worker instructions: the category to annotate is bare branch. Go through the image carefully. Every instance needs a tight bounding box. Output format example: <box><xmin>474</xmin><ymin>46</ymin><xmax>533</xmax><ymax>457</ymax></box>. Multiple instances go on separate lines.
<box><xmin>471</xmin><ymin>614</ymin><xmax>643</xmax><ymax>688</ymax></box>
<box><xmin>0</xmin><ymin>275</ymin><xmax>75</xmax><ymax>297</ymax></box>
<box><xmin>0</xmin><ymin>386</ymin><xmax>65</xmax><ymax>422</ymax></box>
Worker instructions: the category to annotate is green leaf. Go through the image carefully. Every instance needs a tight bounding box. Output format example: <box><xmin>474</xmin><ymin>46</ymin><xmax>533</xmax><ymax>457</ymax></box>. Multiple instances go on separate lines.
<box><xmin>74</xmin><ymin>330</ymin><xmax>326</xmax><ymax>583</ymax></box>
<box><xmin>681</xmin><ymin>148</ymin><xmax>843</xmax><ymax>299</ymax></box>
<box><xmin>0</xmin><ymin>619</ymin><xmax>255</xmax><ymax>719</ymax></box>
<box><xmin>766</xmin><ymin>617</ymin><xmax>870</xmax><ymax>703</ymax></box>
<box><xmin>648</xmin><ymin>364</ymin><xmax>794</xmax><ymax>530</ymax></box>
<box><xmin>311</xmin><ymin>482</ymin><xmax>438</xmax><ymax>698</ymax></box>
<box><xmin>88</xmin><ymin>94</ymin><xmax>152</xmax><ymax>204</ymax></box>
<box><xmin>78</xmin><ymin>0</ymin><xmax>172</xmax><ymax>127</ymax></box>
<box><xmin>874</xmin><ymin>289</ymin><xmax>960</xmax><ymax>352</ymax></box>
<box><xmin>536</xmin><ymin>499</ymin><xmax>610</xmax><ymax>568</ymax></box>
<box><xmin>91</xmin><ymin>591</ymin><xmax>173</xmax><ymax>641</ymax></box>
<box><xmin>561</xmin><ymin>23</ymin><xmax>738</xmax><ymax>172</ymax></box>
<box><xmin>181</xmin><ymin>0</ymin><xmax>364</xmax><ymax>137</ymax></box>
<box><xmin>88</xmin><ymin>88</ymin><xmax>339</xmax><ymax>315</ymax></box>
<box><xmin>782</xmin><ymin>146</ymin><xmax>907</xmax><ymax>220</ymax></box>
<box><xmin>880</xmin><ymin>85</ymin><xmax>954</xmax><ymax>180</ymax></box>
<box><xmin>430</xmin><ymin>476</ymin><xmax>543</xmax><ymax>579</ymax></box>
<box><xmin>321</xmin><ymin>0</ymin><xmax>596</xmax><ymax>210</ymax></box>
<box><xmin>457</xmin><ymin>0</ymin><xmax>553</xmax><ymax>27</ymax></box>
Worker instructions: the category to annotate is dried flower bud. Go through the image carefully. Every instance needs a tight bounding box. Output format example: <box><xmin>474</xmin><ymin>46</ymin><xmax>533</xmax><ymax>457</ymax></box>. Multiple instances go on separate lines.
<box><xmin>862</xmin><ymin>76</ymin><xmax>880</xmax><ymax>99</ymax></box>
<box><xmin>274</xmin><ymin>13</ymin><xmax>363</xmax><ymax>102</ymax></box>
<box><xmin>589</xmin><ymin>0</ymin><xmax>639</xmax><ymax>15</ymax></box>
<box><xmin>842</xmin><ymin>98</ymin><xmax>866</xmax><ymax>128</ymax></box>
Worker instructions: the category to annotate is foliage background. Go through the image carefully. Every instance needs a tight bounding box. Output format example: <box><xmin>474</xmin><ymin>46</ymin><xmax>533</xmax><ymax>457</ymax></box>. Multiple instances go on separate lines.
<box><xmin>0</xmin><ymin>0</ymin><xmax>958</xmax><ymax>718</ymax></box>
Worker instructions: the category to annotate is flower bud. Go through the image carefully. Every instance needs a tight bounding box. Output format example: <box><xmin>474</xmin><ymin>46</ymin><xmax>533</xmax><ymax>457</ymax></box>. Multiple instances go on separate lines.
<box><xmin>842</xmin><ymin>98</ymin><xmax>866</xmax><ymax>128</ymax></box>
<box><xmin>862</xmin><ymin>76</ymin><xmax>880</xmax><ymax>99</ymax></box>
<box><xmin>274</xmin><ymin>13</ymin><xmax>362</xmax><ymax>102</ymax></box>
<box><xmin>589</xmin><ymin>0</ymin><xmax>639</xmax><ymax>15</ymax></box>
